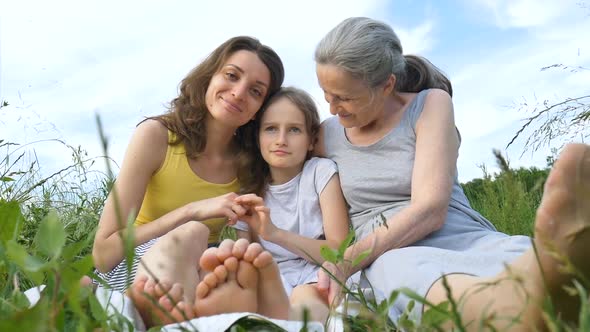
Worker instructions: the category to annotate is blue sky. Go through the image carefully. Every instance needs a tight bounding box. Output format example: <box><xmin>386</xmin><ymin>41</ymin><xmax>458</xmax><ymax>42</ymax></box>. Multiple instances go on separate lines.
<box><xmin>1</xmin><ymin>0</ymin><xmax>589</xmax><ymax>182</ymax></box>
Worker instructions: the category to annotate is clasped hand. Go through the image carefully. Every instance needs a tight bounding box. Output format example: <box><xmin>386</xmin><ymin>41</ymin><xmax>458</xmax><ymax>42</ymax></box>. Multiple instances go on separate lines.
<box><xmin>233</xmin><ymin>193</ymin><xmax>279</xmax><ymax>241</ymax></box>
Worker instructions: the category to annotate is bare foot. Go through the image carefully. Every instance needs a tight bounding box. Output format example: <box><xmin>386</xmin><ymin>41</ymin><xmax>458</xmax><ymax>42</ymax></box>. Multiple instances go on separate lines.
<box><xmin>194</xmin><ymin>254</ymin><xmax>258</xmax><ymax>316</ymax></box>
<box><xmin>527</xmin><ymin>143</ymin><xmax>590</xmax><ymax>324</ymax></box>
<box><xmin>238</xmin><ymin>240</ymin><xmax>290</xmax><ymax>320</ymax></box>
<box><xmin>127</xmin><ymin>275</ymin><xmax>194</xmax><ymax>327</ymax></box>
<box><xmin>198</xmin><ymin>239</ymin><xmax>290</xmax><ymax>319</ymax></box>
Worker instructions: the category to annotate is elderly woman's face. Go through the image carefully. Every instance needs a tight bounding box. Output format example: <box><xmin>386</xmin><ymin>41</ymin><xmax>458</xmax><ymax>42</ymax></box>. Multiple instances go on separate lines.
<box><xmin>316</xmin><ymin>64</ymin><xmax>381</xmax><ymax>129</ymax></box>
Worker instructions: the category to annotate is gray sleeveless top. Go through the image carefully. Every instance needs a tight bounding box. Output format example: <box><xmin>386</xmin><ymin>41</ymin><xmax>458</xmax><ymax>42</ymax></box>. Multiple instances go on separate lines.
<box><xmin>323</xmin><ymin>89</ymin><xmax>498</xmax><ymax>250</ymax></box>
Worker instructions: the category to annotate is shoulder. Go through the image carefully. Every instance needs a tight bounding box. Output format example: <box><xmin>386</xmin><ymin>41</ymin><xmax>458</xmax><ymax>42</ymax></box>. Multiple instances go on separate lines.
<box><xmin>315</xmin><ymin>117</ymin><xmax>340</xmax><ymax>157</ymax></box>
<box><xmin>133</xmin><ymin>119</ymin><xmax>170</xmax><ymax>148</ymax></box>
<box><xmin>304</xmin><ymin>157</ymin><xmax>337</xmax><ymax>172</ymax></box>
<box><xmin>136</xmin><ymin>118</ymin><xmax>169</xmax><ymax>139</ymax></box>
<box><xmin>423</xmin><ymin>88</ymin><xmax>453</xmax><ymax>108</ymax></box>
<box><xmin>304</xmin><ymin>157</ymin><xmax>338</xmax><ymax>192</ymax></box>
<box><xmin>129</xmin><ymin>119</ymin><xmax>170</xmax><ymax>165</ymax></box>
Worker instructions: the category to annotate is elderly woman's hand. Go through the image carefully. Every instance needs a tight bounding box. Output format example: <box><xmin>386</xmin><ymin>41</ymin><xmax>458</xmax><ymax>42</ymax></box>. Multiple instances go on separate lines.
<box><xmin>316</xmin><ymin>261</ymin><xmax>351</xmax><ymax>306</ymax></box>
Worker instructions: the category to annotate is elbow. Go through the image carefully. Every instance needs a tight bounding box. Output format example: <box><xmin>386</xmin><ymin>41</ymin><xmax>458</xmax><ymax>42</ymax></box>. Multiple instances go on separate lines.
<box><xmin>92</xmin><ymin>241</ymin><xmax>114</xmax><ymax>274</ymax></box>
<box><xmin>430</xmin><ymin>206</ymin><xmax>448</xmax><ymax>232</ymax></box>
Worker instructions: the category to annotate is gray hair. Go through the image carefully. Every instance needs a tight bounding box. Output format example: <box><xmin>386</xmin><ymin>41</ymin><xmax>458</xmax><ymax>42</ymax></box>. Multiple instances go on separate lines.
<box><xmin>315</xmin><ymin>17</ymin><xmax>452</xmax><ymax>96</ymax></box>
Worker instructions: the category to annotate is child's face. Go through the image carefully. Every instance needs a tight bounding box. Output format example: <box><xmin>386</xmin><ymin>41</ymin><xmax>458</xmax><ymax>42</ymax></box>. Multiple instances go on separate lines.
<box><xmin>258</xmin><ymin>98</ymin><xmax>314</xmax><ymax>172</ymax></box>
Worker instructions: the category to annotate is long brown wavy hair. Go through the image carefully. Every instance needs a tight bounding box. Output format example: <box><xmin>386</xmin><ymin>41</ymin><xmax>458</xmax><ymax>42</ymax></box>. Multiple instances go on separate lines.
<box><xmin>148</xmin><ymin>36</ymin><xmax>284</xmax><ymax>158</ymax></box>
<box><xmin>239</xmin><ymin>87</ymin><xmax>321</xmax><ymax>197</ymax></box>
<box><xmin>145</xmin><ymin>36</ymin><xmax>284</xmax><ymax>192</ymax></box>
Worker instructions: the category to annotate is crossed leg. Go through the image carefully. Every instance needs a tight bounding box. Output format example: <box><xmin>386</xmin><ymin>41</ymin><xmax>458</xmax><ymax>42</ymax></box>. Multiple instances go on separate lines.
<box><xmin>127</xmin><ymin>221</ymin><xmax>209</xmax><ymax>327</ymax></box>
<box><xmin>425</xmin><ymin>143</ymin><xmax>590</xmax><ymax>330</ymax></box>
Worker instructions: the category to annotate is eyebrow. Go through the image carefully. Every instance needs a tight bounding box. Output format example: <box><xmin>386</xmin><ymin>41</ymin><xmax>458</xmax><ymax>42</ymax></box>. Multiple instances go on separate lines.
<box><xmin>226</xmin><ymin>64</ymin><xmax>269</xmax><ymax>89</ymax></box>
<box><xmin>261</xmin><ymin>121</ymin><xmax>306</xmax><ymax>126</ymax></box>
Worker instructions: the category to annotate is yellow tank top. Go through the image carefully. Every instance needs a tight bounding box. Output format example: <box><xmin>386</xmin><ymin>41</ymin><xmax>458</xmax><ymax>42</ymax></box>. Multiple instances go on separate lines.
<box><xmin>135</xmin><ymin>131</ymin><xmax>239</xmax><ymax>244</ymax></box>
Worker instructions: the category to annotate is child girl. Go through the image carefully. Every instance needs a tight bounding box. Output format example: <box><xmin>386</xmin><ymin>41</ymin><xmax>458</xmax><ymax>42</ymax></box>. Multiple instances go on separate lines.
<box><xmin>232</xmin><ymin>86</ymin><xmax>350</xmax><ymax>322</ymax></box>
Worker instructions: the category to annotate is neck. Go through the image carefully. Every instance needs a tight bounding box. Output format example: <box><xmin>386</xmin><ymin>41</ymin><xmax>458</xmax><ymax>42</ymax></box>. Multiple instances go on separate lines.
<box><xmin>202</xmin><ymin>115</ymin><xmax>238</xmax><ymax>157</ymax></box>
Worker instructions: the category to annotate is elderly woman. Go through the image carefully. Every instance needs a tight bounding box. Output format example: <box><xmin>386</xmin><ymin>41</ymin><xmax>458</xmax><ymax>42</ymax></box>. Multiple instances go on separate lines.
<box><xmin>314</xmin><ymin>17</ymin><xmax>590</xmax><ymax>330</ymax></box>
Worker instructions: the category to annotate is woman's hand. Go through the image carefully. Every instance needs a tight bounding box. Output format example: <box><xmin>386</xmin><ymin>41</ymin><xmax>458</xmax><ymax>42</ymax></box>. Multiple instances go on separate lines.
<box><xmin>234</xmin><ymin>194</ymin><xmax>279</xmax><ymax>241</ymax></box>
<box><xmin>187</xmin><ymin>192</ymin><xmax>247</xmax><ymax>224</ymax></box>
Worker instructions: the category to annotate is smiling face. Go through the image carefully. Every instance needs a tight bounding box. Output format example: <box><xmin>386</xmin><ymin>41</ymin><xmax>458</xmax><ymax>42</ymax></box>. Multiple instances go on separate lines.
<box><xmin>205</xmin><ymin>50</ymin><xmax>271</xmax><ymax>128</ymax></box>
<box><xmin>316</xmin><ymin>63</ymin><xmax>390</xmax><ymax>129</ymax></box>
<box><xmin>258</xmin><ymin>97</ymin><xmax>314</xmax><ymax>179</ymax></box>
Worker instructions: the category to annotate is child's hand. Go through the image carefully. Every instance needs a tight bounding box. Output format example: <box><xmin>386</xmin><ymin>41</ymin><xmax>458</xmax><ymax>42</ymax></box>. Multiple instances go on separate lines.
<box><xmin>234</xmin><ymin>194</ymin><xmax>279</xmax><ymax>241</ymax></box>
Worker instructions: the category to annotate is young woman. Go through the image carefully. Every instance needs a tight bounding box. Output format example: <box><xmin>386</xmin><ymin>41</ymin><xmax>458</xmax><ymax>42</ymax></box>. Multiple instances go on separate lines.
<box><xmin>232</xmin><ymin>87</ymin><xmax>350</xmax><ymax>322</ymax></box>
<box><xmin>92</xmin><ymin>36</ymin><xmax>284</xmax><ymax>301</ymax></box>
<box><xmin>313</xmin><ymin>17</ymin><xmax>590</xmax><ymax>330</ymax></box>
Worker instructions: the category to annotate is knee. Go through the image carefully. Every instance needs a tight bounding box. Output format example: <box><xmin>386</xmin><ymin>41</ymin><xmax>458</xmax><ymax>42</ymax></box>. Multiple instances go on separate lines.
<box><xmin>290</xmin><ymin>284</ymin><xmax>318</xmax><ymax>304</ymax></box>
<box><xmin>169</xmin><ymin>222</ymin><xmax>210</xmax><ymax>244</ymax></box>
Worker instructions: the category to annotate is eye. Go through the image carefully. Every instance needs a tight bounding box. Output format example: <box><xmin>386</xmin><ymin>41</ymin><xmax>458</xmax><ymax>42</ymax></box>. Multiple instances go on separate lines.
<box><xmin>263</xmin><ymin>126</ymin><xmax>277</xmax><ymax>132</ymax></box>
<box><xmin>289</xmin><ymin>127</ymin><xmax>302</xmax><ymax>133</ymax></box>
<box><xmin>250</xmin><ymin>87</ymin><xmax>263</xmax><ymax>98</ymax></box>
<box><xmin>225</xmin><ymin>71</ymin><xmax>238</xmax><ymax>81</ymax></box>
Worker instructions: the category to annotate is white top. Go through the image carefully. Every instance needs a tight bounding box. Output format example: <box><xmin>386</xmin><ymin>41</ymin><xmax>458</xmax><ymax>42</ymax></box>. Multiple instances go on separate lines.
<box><xmin>234</xmin><ymin>157</ymin><xmax>338</xmax><ymax>293</ymax></box>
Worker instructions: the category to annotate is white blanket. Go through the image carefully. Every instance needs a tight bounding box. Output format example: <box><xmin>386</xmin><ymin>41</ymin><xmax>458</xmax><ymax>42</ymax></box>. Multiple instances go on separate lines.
<box><xmin>24</xmin><ymin>285</ymin><xmax>328</xmax><ymax>331</ymax></box>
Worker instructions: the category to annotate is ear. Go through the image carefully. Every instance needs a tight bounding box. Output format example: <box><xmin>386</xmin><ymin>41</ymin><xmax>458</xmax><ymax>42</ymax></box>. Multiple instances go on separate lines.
<box><xmin>382</xmin><ymin>74</ymin><xmax>396</xmax><ymax>96</ymax></box>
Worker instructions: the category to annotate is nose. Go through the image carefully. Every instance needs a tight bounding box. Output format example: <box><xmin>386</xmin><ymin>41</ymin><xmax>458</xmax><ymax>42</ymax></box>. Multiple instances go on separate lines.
<box><xmin>276</xmin><ymin>129</ymin><xmax>287</xmax><ymax>145</ymax></box>
<box><xmin>329</xmin><ymin>102</ymin><xmax>339</xmax><ymax>115</ymax></box>
<box><xmin>232</xmin><ymin>82</ymin><xmax>248</xmax><ymax>100</ymax></box>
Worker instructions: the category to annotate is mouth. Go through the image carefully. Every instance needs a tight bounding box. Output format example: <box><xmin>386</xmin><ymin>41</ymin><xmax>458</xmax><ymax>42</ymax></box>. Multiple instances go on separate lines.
<box><xmin>337</xmin><ymin>112</ymin><xmax>352</xmax><ymax>118</ymax></box>
<box><xmin>272</xmin><ymin>150</ymin><xmax>290</xmax><ymax>156</ymax></box>
<box><xmin>221</xmin><ymin>97</ymin><xmax>243</xmax><ymax>113</ymax></box>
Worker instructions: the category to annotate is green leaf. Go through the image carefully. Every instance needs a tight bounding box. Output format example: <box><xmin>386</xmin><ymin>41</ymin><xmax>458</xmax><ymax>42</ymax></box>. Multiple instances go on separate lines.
<box><xmin>421</xmin><ymin>301</ymin><xmax>451</xmax><ymax>327</ymax></box>
<box><xmin>88</xmin><ymin>294</ymin><xmax>108</xmax><ymax>323</ymax></box>
<box><xmin>320</xmin><ymin>245</ymin><xmax>338</xmax><ymax>263</ymax></box>
<box><xmin>0</xmin><ymin>200</ymin><xmax>23</xmax><ymax>243</ymax></box>
<box><xmin>351</xmin><ymin>249</ymin><xmax>371</xmax><ymax>267</ymax></box>
<box><xmin>35</xmin><ymin>210</ymin><xmax>66</xmax><ymax>258</ymax></box>
<box><xmin>338</xmin><ymin>231</ymin><xmax>355</xmax><ymax>256</ymax></box>
<box><xmin>5</xmin><ymin>240</ymin><xmax>47</xmax><ymax>273</ymax></box>
<box><xmin>1</xmin><ymin>176</ymin><xmax>15</xmax><ymax>182</ymax></box>
<box><xmin>0</xmin><ymin>295</ymin><xmax>50</xmax><ymax>332</ymax></box>
<box><xmin>62</xmin><ymin>255</ymin><xmax>94</xmax><ymax>285</ymax></box>
<box><xmin>62</xmin><ymin>233</ymin><xmax>94</xmax><ymax>260</ymax></box>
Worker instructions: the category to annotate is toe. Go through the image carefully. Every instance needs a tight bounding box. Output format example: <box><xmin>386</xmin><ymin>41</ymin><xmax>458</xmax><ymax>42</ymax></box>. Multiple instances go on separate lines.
<box><xmin>232</xmin><ymin>238</ymin><xmax>250</xmax><ymax>259</ymax></box>
<box><xmin>253</xmin><ymin>250</ymin><xmax>274</xmax><ymax>269</ymax></box>
<box><xmin>195</xmin><ymin>281</ymin><xmax>210</xmax><ymax>299</ymax></box>
<box><xmin>217</xmin><ymin>239</ymin><xmax>236</xmax><ymax>262</ymax></box>
<box><xmin>236</xmin><ymin>260</ymin><xmax>258</xmax><ymax>289</ymax></box>
<box><xmin>243</xmin><ymin>243</ymin><xmax>264</xmax><ymax>263</ymax></box>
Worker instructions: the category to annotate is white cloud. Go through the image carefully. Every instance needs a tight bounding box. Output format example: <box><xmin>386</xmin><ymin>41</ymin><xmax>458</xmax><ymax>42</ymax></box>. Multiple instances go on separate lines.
<box><xmin>1</xmin><ymin>0</ymin><xmax>394</xmax><ymax>175</ymax></box>
<box><xmin>470</xmin><ymin>0</ymin><xmax>580</xmax><ymax>28</ymax></box>
<box><xmin>395</xmin><ymin>20</ymin><xmax>436</xmax><ymax>55</ymax></box>
<box><xmin>449</xmin><ymin>10</ymin><xmax>590</xmax><ymax>181</ymax></box>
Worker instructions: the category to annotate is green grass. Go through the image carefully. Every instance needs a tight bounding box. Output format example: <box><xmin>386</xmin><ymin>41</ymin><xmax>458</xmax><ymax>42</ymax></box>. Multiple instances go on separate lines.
<box><xmin>0</xmin><ymin>131</ymin><xmax>588</xmax><ymax>331</ymax></box>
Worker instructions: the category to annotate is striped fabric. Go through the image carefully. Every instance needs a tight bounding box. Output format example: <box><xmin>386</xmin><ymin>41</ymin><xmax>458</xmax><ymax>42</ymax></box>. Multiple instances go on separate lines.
<box><xmin>93</xmin><ymin>238</ymin><xmax>157</xmax><ymax>292</ymax></box>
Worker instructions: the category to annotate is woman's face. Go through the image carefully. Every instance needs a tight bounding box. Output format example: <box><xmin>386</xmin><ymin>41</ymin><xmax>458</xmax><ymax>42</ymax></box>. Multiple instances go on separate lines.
<box><xmin>316</xmin><ymin>64</ymin><xmax>385</xmax><ymax>129</ymax></box>
<box><xmin>205</xmin><ymin>50</ymin><xmax>271</xmax><ymax>128</ymax></box>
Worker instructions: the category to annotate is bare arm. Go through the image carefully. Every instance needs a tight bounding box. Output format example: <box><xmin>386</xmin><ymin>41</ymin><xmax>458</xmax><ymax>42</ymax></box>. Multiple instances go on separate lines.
<box><xmin>92</xmin><ymin>120</ymin><xmax>242</xmax><ymax>272</ymax></box>
<box><xmin>264</xmin><ymin>174</ymin><xmax>349</xmax><ymax>264</ymax></box>
<box><xmin>341</xmin><ymin>89</ymin><xmax>459</xmax><ymax>275</ymax></box>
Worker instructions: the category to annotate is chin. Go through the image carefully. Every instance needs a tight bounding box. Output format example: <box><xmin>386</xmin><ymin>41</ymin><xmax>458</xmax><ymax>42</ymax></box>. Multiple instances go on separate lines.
<box><xmin>338</xmin><ymin>117</ymin><xmax>358</xmax><ymax>128</ymax></box>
